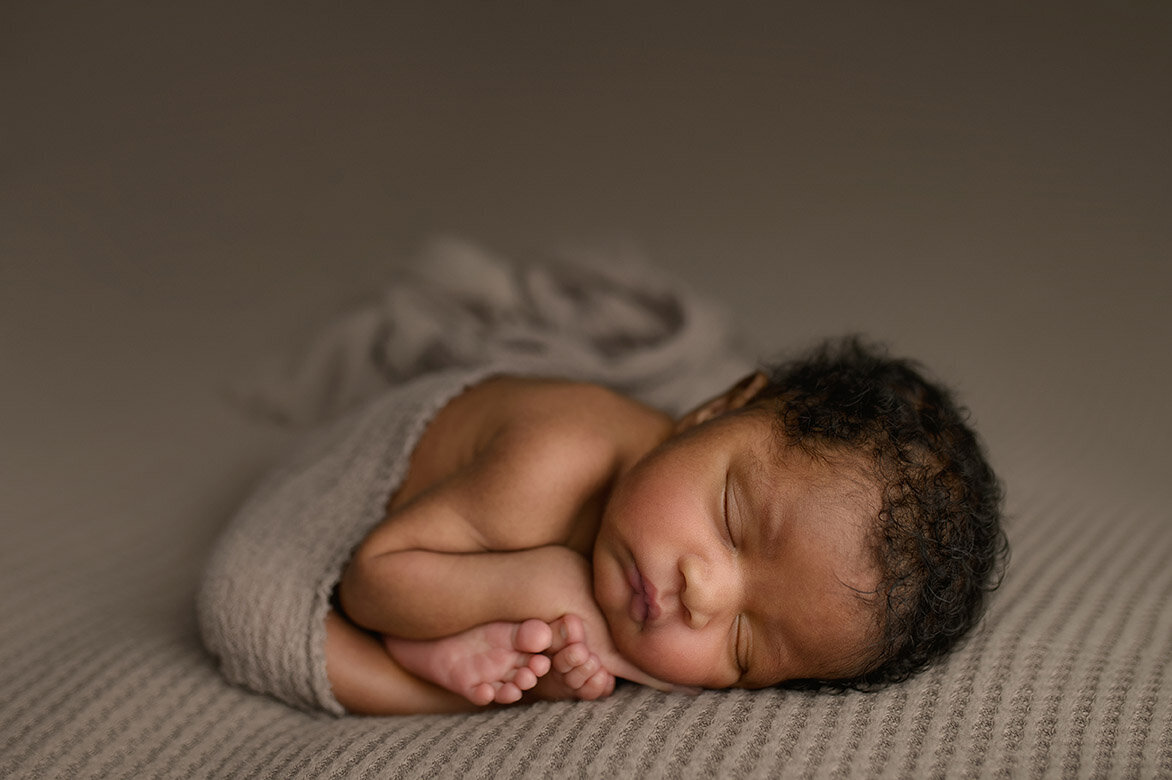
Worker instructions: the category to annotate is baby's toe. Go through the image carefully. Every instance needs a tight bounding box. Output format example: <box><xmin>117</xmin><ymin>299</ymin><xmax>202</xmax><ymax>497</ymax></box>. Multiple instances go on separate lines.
<box><xmin>468</xmin><ymin>682</ymin><xmax>498</xmax><ymax>707</ymax></box>
<box><xmin>512</xmin><ymin>667</ymin><xmax>538</xmax><ymax>691</ymax></box>
<box><xmin>514</xmin><ymin>619</ymin><xmax>554</xmax><ymax>654</ymax></box>
<box><xmin>528</xmin><ymin>653</ymin><xmax>552</xmax><ymax>678</ymax></box>
<box><xmin>552</xmin><ymin>642</ymin><xmax>590</xmax><ymax>674</ymax></box>
<box><xmin>495</xmin><ymin>682</ymin><xmax>523</xmax><ymax>704</ymax></box>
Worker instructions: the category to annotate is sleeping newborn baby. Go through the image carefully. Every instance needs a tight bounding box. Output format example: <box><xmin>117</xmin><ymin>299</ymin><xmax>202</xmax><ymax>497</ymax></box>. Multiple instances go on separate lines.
<box><xmin>322</xmin><ymin>338</ymin><xmax>1006</xmax><ymax>714</ymax></box>
<box><xmin>199</xmin><ymin>336</ymin><xmax>1004</xmax><ymax>715</ymax></box>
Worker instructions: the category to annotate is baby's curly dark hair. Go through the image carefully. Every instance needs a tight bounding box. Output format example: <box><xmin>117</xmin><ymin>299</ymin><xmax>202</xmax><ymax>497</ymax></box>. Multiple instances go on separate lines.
<box><xmin>756</xmin><ymin>336</ymin><xmax>1007</xmax><ymax>690</ymax></box>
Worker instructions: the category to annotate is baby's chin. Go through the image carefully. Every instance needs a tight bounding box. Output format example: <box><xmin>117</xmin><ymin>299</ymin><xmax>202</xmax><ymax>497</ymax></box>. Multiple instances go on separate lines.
<box><xmin>604</xmin><ymin>620</ymin><xmax>661</xmax><ymax>676</ymax></box>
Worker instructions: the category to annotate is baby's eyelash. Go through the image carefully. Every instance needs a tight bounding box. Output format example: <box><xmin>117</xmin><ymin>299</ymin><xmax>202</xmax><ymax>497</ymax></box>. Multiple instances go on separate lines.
<box><xmin>735</xmin><ymin>615</ymin><xmax>748</xmax><ymax>675</ymax></box>
<box><xmin>722</xmin><ymin>473</ymin><xmax>734</xmax><ymax>544</ymax></box>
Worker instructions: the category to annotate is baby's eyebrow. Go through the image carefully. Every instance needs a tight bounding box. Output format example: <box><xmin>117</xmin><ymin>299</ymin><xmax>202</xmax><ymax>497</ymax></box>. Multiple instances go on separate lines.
<box><xmin>741</xmin><ymin>448</ymin><xmax>781</xmax><ymax>549</ymax></box>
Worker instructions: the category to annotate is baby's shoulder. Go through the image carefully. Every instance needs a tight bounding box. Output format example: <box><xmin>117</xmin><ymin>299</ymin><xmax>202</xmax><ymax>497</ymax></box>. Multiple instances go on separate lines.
<box><xmin>467</xmin><ymin>376</ymin><xmax>667</xmax><ymax>456</ymax></box>
<box><xmin>430</xmin><ymin>377</ymin><xmax>669</xmax><ymax>550</ymax></box>
<box><xmin>454</xmin><ymin>376</ymin><xmax>668</xmax><ymax>494</ymax></box>
<box><xmin>390</xmin><ymin>376</ymin><xmax>671</xmax><ymax>552</ymax></box>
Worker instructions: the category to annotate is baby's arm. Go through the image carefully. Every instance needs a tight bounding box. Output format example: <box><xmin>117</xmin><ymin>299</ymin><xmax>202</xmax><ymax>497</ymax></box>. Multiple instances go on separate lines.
<box><xmin>329</xmin><ymin>548</ymin><xmax>647</xmax><ymax>712</ymax></box>
<box><xmin>332</xmin><ymin>392</ymin><xmax>667</xmax><ymax>710</ymax></box>
<box><xmin>343</xmin><ymin>543</ymin><xmax>665</xmax><ymax>691</ymax></box>
<box><xmin>344</xmin><ymin>544</ymin><xmax>592</xmax><ymax>638</ymax></box>
<box><xmin>338</xmin><ymin>413</ymin><xmax>618</xmax><ymax>638</ymax></box>
<box><xmin>339</xmin><ymin>498</ymin><xmax>669</xmax><ymax>703</ymax></box>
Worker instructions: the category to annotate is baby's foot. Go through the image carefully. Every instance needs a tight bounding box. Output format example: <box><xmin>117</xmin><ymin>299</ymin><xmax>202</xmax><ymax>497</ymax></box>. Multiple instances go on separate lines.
<box><xmin>541</xmin><ymin>615</ymin><xmax>615</xmax><ymax>701</ymax></box>
<box><xmin>384</xmin><ymin>620</ymin><xmax>553</xmax><ymax>706</ymax></box>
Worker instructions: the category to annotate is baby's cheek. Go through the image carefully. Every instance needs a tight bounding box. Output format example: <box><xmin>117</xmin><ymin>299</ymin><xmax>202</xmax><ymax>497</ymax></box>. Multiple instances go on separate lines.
<box><xmin>629</xmin><ymin>632</ymin><xmax>709</xmax><ymax>685</ymax></box>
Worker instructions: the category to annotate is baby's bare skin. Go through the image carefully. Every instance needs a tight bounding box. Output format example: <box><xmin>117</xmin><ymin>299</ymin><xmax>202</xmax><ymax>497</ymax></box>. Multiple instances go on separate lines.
<box><xmin>327</xmin><ymin>373</ymin><xmax>878</xmax><ymax>713</ymax></box>
<box><xmin>329</xmin><ymin>377</ymin><xmax>674</xmax><ymax>713</ymax></box>
<box><xmin>384</xmin><ymin>619</ymin><xmax>553</xmax><ymax>706</ymax></box>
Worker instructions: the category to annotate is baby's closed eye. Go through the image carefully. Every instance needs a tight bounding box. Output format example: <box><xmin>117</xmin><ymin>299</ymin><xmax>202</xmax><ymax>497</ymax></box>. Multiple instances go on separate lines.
<box><xmin>722</xmin><ymin>472</ymin><xmax>736</xmax><ymax>546</ymax></box>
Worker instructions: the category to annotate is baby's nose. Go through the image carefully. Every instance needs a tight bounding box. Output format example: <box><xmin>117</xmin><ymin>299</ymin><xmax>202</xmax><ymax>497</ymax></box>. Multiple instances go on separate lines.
<box><xmin>679</xmin><ymin>554</ymin><xmax>730</xmax><ymax>629</ymax></box>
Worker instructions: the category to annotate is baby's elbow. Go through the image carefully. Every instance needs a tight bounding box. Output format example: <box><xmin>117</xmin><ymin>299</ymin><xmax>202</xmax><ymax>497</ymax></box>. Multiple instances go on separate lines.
<box><xmin>337</xmin><ymin>539</ymin><xmax>403</xmax><ymax>632</ymax></box>
<box><xmin>336</xmin><ymin>550</ymin><xmax>375</xmax><ymax>627</ymax></box>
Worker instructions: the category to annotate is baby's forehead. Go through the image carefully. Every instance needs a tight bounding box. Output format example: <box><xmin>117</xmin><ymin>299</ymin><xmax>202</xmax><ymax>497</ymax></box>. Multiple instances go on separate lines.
<box><xmin>742</xmin><ymin>435</ymin><xmax>883</xmax><ymax>576</ymax></box>
<box><xmin>743</xmin><ymin>421</ymin><xmax>880</xmax><ymax>507</ymax></box>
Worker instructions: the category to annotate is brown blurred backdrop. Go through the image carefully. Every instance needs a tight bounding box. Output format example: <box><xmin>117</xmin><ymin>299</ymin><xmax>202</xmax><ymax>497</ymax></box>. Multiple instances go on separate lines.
<box><xmin>2</xmin><ymin>2</ymin><xmax>1169</xmax><ymax>555</ymax></box>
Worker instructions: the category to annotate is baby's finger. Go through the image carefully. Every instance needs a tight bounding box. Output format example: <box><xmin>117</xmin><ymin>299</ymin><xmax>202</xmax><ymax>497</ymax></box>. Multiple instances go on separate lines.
<box><xmin>547</xmin><ymin>614</ymin><xmax>586</xmax><ymax>654</ymax></box>
<box><xmin>574</xmin><ymin>669</ymin><xmax>615</xmax><ymax>701</ymax></box>
<box><xmin>602</xmin><ymin>653</ymin><xmax>680</xmax><ymax>694</ymax></box>
<box><xmin>551</xmin><ymin>642</ymin><xmax>589</xmax><ymax>674</ymax></box>
<box><xmin>562</xmin><ymin>653</ymin><xmax>602</xmax><ymax>690</ymax></box>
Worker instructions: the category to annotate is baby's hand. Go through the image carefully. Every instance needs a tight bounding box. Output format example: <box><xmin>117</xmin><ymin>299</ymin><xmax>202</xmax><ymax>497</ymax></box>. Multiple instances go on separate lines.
<box><xmin>531</xmin><ymin>614</ymin><xmax>687</xmax><ymax>701</ymax></box>
<box><xmin>542</xmin><ymin>615</ymin><xmax>616</xmax><ymax>700</ymax></box>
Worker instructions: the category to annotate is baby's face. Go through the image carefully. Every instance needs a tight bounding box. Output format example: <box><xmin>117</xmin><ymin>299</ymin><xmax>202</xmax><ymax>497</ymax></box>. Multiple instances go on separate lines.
<box><xmin>593</xmin><ymin>409</ymin><xmax>881</xmax><ymax>689</ymax></box>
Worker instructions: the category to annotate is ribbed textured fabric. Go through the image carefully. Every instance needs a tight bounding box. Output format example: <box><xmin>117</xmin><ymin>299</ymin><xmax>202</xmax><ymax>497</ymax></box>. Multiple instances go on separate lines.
<box><xmin>197</xmin><ymin>365</ymin><xmax>499</xmax><ymax>715</ymax></box>
<box><xmin>3</xmin><ymin>389</ymin><xmax>1170</xmax><ymax>778</ymax></box>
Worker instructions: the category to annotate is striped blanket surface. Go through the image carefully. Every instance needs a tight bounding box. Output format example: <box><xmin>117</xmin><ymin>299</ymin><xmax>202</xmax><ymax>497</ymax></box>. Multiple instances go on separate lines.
<box><xmin>3</xmin><ymin>429</ymin><xmax>1169</xmax><ymax>777</ymax></box>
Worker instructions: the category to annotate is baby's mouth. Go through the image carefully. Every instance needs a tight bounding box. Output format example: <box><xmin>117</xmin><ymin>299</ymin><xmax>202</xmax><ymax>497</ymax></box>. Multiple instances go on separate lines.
<box><xmin>627</xmin><ymin>564</ymin><xmax>661</xmax><ymax>625</ymax></box>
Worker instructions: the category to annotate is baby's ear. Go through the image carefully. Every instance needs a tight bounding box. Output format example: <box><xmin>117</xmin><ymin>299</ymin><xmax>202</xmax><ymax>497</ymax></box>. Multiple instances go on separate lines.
<box><xmin>674</xmin><ymin>372</ymin><xmax>769</xmax><ymax>433</ymax></box>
